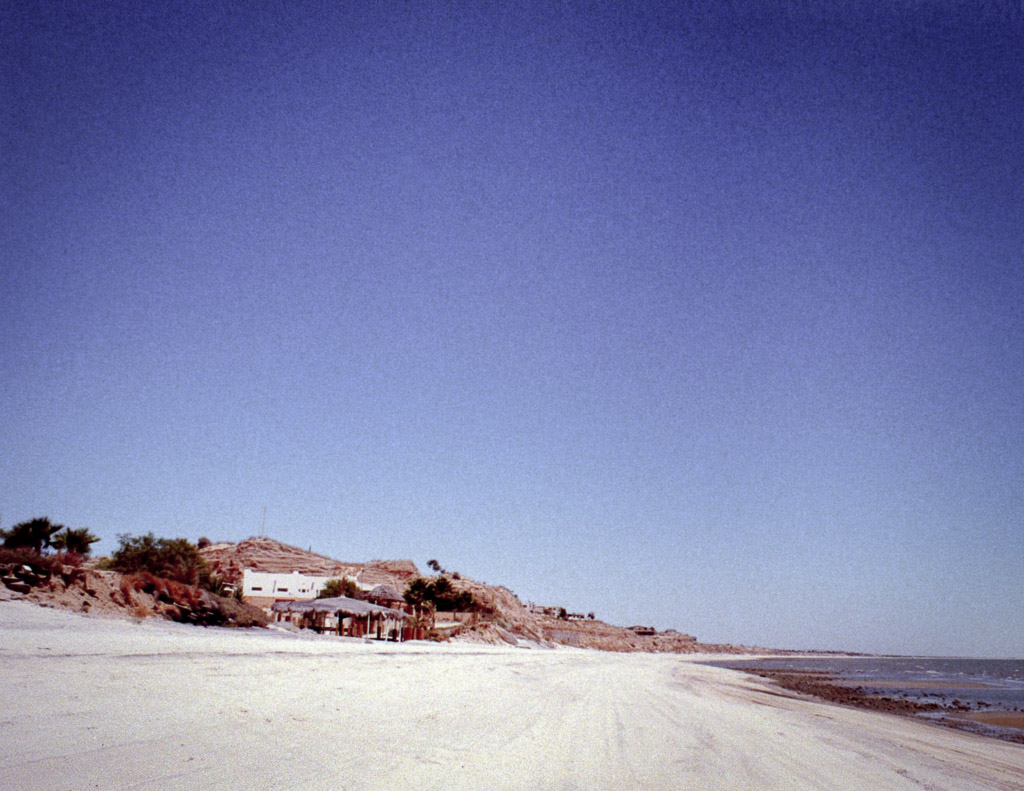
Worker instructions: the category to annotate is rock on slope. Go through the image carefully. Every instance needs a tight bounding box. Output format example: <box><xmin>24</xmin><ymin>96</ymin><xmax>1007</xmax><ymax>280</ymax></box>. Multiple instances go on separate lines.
<box><xmin>199</xmin><ymin>536</ymin><xmax>420</xmax><ymax>589</ymax></box>
<box><xmin>391</xmin><ymin>568</ymin><xmax>736</xmax><ymax>653</ymax></box>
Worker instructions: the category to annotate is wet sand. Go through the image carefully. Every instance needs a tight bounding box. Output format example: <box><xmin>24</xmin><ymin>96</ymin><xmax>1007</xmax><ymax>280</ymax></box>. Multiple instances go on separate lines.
<box><xmin>962</xmin><ymin>711</ymin><xmax>1024</xmax><ymax>730</ymax></box>
<box><xmin>735</xmin><ymin>666</ymin><xmax>1024</xmax><ymax>745</ymax></box>
<box><xmin>835</xmin><ymin>679</ymin><xmax>997</xmax><ymax>690</ymax></box>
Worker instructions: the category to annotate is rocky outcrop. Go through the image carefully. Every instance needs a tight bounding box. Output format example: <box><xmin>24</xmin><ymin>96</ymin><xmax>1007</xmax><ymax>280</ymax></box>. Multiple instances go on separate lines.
<box><xmin>425</xmin><ymin>574</ymin><xmax>736</xmax><ymax>653</ymax></box>
<box><xmin>198</xmin><ymin>536</ymin><xmax>420</xmax><ymax>588</ymax></box>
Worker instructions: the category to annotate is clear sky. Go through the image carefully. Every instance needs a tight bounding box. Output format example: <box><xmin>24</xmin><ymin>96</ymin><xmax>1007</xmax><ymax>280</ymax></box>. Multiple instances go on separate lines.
<box><xmin>3</xmin><ymin>1</ymin><xmax>1022</xmax><ymax>657</ymax></box>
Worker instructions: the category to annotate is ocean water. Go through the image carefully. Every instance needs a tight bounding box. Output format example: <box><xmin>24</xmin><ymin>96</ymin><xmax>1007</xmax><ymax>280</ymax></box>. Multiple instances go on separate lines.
<box><xmin>708</xmin><ymin>656</ymin><xmax>1024</xmax><ymax>741</ymax></box>
<box><xmin>720</xmin><ymin>656</ymin><xmax>1024</xmax><ymax>708</ymax></box>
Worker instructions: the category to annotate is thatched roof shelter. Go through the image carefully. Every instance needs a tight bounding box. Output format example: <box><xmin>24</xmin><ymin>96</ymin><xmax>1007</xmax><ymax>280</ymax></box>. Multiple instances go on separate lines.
<box><xmin>366</xmin><ymin>584</ymin><xmax>405</xmax><ymax>605</ymax></box>
<box><xmin>271</xmin><ymin>596</ymin><xmax>409</xmax><ymax>620</ymax></box>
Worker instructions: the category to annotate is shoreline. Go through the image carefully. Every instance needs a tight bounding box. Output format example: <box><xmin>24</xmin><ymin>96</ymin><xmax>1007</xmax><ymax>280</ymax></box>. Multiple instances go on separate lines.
<box><xmin>733</xmin><ymin>666</ymin><xmax>1024</xmax><ymax>745</ymax></box>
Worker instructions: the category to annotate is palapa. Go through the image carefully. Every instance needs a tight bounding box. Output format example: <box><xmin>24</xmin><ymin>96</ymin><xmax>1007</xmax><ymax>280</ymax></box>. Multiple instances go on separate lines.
<box><xmin>367</xmin><ymin>584</ymin><xmax>405</xmax><ymax>604</ymax></box>
<box><xmin>271</xmin><ymin>595</ymin><xmax>409</xmax><ymax>619</ymax></box>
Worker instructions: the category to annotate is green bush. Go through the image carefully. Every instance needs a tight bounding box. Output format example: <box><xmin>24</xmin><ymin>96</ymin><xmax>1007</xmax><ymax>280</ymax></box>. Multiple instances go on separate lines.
<box><xmin>317</xmin><ymin>577</ymin><xmax>359</xmax><ymax>599</ymax></box>
<box><xmin>318</xmin><ymin>578</ymin><xmax>342</xmax><ymax>598</ymax></box>
<box><xmin>403</xmin><ymin>576</ymin><xmax>478</xmax><ymax>612</ymax></box>
<box><xmin>204</xmin><ymin>573</ymin><xmax>228</xmax><ymax>597</ymax></box>
<box><xmin>101</xmin><ymin>533</ymin><xmax>213</xmax><ymax>588</ymax></box>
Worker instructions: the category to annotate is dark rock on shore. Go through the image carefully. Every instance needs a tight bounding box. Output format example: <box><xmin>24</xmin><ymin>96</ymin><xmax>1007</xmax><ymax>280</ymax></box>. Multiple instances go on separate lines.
<box><xmin>749</xmin><ymin>670</ymin><xmax>942</xmax><ymax>716</ymax></box>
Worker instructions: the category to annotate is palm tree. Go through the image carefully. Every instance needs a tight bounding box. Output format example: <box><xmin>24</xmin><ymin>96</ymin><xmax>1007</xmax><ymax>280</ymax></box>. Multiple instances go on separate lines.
<box><xmin>0</xmin><ymin>517</ymin><xmax>63</xmax><ymax>553</ymax></box>
<box><xmin>51</xmin><ymin>527</ymin><xmax>101</xmax><ymax>555</ymax></box>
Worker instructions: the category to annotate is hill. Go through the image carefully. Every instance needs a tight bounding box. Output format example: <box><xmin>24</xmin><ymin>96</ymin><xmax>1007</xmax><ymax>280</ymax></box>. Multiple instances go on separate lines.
<box><xmin>199</xmin><ymin>536</ymin><xmax>420</xmax><ymax>589</ymax></box>
<box><xmin>199</xmin><ymin>537</ymin><xmax>743</xmax><ymax>653</ymax></box>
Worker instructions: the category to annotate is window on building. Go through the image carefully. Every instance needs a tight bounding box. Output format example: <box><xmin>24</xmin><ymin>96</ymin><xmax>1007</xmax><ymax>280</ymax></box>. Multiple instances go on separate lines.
<box><xmin>251</xmin><ymin>586</ymin><xmax>263</xmax><ymax>592</ymax></box>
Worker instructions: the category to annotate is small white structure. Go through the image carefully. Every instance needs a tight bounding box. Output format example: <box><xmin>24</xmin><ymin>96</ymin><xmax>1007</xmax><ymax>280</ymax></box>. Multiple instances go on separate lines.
<box><xmin>242</xmin><ymin>569</ymin><xmax>335</xmax><ymax>600</ymax></box>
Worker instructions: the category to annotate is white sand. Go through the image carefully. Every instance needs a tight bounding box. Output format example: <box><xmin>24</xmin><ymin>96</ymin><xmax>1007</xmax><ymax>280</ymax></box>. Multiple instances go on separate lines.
<box><xmin>2</xmin><ymin>602</ymin><xmax>1022</xmax><ymax>791</ymax></box>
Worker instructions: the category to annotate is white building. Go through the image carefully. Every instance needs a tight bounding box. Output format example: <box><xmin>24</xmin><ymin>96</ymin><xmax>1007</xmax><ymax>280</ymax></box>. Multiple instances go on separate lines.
<box><xmin>241</xmin><ymin>569</ymin><xmax>335</xmax><ymax>600</ymax></box>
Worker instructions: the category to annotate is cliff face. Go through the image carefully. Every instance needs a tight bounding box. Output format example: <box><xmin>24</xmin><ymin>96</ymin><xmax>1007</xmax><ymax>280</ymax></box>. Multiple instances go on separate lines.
<box><xmin>198</xmin><ymin>537</ymin><xmax>420</xmax><ymax>588</ymax></box>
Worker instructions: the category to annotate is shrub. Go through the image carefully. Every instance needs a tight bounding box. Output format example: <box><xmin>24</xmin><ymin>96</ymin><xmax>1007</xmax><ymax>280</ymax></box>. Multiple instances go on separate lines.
<box><xmin>0</xmin><ymin>546</ymin><xmax>64</xmax><ymax>576</ymax></box>
<box><xmin>318</xmin><ymin>578</ymin><xmax>341</xmax><ymax>598</ymax></box>
<box><xmin>53</xmin><ymin>550</ymin><xmax>85</xmax><ymax>568</ymax></box>
<box><xmin>317</xmin><ymin>577</ymin><xmax>360</xmax><ymax>599</ymax></box>
<box><xmin>119</xmin><ymin>575</ymin><xmax>135</xmax><ymax>605</ymax></box>
<box><xmin>102</xmin><ymin>533</ymin><xmax>212</xmax><ymax>588</ymax></box>
<box><xmin>203</xmin><ymin>573</ymin><xmax>227</xmax><ymax>597</ymax></box>
<box><xmin>403</xmin><ymin>576</ymin><xmax>478</xmax><ymax>612</ymax></box>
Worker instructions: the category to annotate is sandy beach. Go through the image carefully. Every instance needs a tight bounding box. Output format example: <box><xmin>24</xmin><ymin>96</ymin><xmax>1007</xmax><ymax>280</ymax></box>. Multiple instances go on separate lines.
<box><xmin>2</xmin><ymin>602</ymin><xmax>1023</xmax><ymax>791</ymax></box>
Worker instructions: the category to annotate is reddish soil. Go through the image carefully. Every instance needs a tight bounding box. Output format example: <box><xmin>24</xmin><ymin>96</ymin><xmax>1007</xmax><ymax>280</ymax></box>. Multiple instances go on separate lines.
<box><xmin>1</xmin><ymin>554</ymin><xmax>266</xmax><ymax>627</ymax></box>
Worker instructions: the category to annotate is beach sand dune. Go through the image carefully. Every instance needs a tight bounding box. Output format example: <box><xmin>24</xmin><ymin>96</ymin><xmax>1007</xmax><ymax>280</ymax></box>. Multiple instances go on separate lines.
<box><xmin>1</xmin><ymin>602</ymin><xmax>1022</xmax><ymax>790</ymax></box>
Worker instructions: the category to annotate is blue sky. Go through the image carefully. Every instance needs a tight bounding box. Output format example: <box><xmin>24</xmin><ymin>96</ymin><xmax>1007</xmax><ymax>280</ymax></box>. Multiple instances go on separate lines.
<box><xmin>3</xmin><ymin>1</ymin><xmax>1022</xmax><ymax>656</ymax></box>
